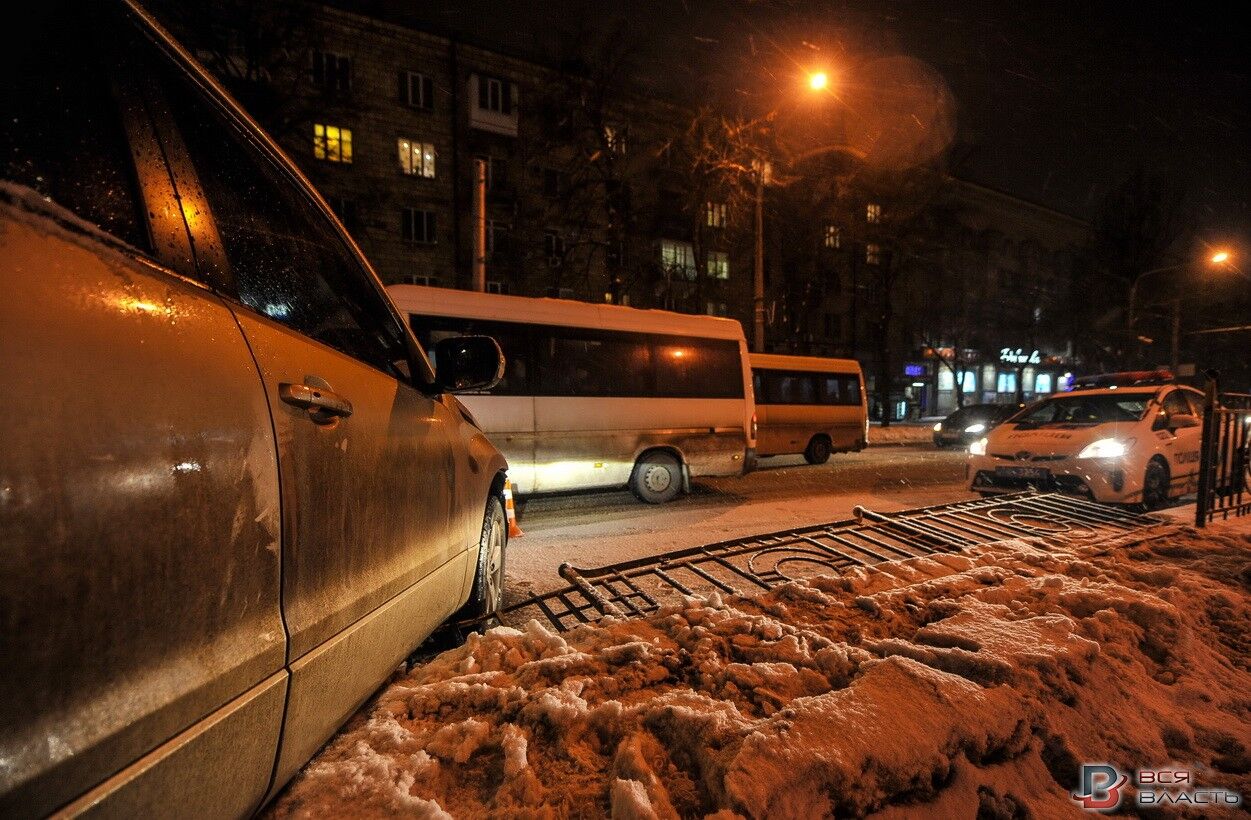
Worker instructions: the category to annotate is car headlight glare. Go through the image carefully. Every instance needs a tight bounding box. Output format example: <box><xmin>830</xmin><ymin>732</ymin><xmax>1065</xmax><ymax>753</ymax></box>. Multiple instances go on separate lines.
<box><xmin>963</xmin><ymin>422</ymin><xmax>986</xmax><ymax>434</ymax></box>
<box><xmin>969</xmin><ymin>437</ymin><xmax>988</xmax><ymax>456</ymax></box>
<box><xmin>933</xmin><ymin>422</ymin><xmax>943</xmax><ymax>431</ymax></box>
<box><xmin>1077</xmin><ymin>437</ymin><xmax>1132</xmax><ymax>459</ymax></box>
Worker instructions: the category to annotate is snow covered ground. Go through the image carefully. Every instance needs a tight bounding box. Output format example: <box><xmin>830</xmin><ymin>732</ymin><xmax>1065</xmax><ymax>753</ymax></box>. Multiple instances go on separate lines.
<box><xmin>868</xmin><ymin>424</ymin><xmax>936</xmax><ymax>446</ymax></box>
<box><xmin>269</xmin><ymin>518</ymin><xmax>1251</xmax><ymax>818</ymax></box>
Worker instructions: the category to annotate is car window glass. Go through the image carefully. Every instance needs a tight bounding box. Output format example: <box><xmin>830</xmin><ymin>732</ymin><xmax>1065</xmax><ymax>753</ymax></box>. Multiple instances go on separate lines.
<box><xmin>153</xmin><ymin>56</ymin><xmax>408</xmax><ymax>377</ymax></box>
<box><xmin>1162</xmin><ymin>391</ymin><xmax>1190</xmax><ymax>417</ymax></box>
<box><xmin>0</xmin><ymin>6</ymin><xmax>150</xmax><ymax>252</ymax></box>
<box><xmin>1183</xmin><ymin>391</ymin><xmax>1206</xmax><ymax>416</ymax></box>
<box><xmin>1015</xmin><ymin>394</ymin><xmax>1151</xmax><ymax>426</ymax></box>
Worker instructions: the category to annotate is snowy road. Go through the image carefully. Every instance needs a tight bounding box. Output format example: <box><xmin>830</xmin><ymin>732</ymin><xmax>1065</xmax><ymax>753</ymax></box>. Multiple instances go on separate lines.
<box><xmin>505</xmin><ymin>445</ymin><xmax>969</xmax><ymax>602</ymax></box>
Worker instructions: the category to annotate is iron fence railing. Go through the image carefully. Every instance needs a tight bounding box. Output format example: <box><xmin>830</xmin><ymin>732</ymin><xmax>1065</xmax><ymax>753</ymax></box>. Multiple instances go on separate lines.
<box><xmin>1196</xmin><ymin>371</ymin><xmax>1251</xmax><ymax>526</ymax></box>
<box><xmin>503</xmin><ymin>492</ymin><xmax>1160</xmax><ymax>632</ymax></box>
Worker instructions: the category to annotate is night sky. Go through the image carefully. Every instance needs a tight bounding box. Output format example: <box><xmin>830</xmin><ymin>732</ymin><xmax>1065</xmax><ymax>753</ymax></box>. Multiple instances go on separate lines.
<box><xmin>353</xmin><ymin>0</ymin><xmax>1248</xmax><ymax>232</ymax></box>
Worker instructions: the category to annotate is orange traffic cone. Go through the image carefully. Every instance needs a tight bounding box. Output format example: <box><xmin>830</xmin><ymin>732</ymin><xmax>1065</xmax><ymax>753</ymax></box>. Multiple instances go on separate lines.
<box><xmin>504</xmin><ymin>478</ymin><xmax>524</xmax><ymax>539</ymax></box>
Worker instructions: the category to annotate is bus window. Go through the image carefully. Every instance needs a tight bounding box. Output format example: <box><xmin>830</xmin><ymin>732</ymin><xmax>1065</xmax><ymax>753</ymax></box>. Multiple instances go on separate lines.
<box><xmin>539</xmin><ymin>330</ymin><xmax>652</xmax><ymax>397</ymax></box>
<box><xmin>655</xmin><ymin>338</ymin><xmax>743</xmax><ymax>399</ymax></box>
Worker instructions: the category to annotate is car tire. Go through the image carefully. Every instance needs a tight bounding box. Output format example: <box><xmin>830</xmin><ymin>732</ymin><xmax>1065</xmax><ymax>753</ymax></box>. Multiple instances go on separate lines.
<box><xmin>452</xmin><ymin>495</ymin><xmax>507</xmax><ymax>624</ymax></box>
<box><xmin>1141</xmin><ymin>459</ymin><xmax>1170</xmax><ymax>511</ymax></box>
<box><xmin>804</xmin><ymin>435</ymin><xmax>833</xmax><ymax>465</ymax></box>
<box><xmin>630</xmin><ymin>451</ymin><xmax>683</xmax><ymax>504</ymax></box>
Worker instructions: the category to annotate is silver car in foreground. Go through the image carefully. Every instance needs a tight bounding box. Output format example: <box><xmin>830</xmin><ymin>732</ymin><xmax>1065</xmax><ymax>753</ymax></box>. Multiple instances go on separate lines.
<box><xmin>0</xmin><ymin>2</ymin><xmax>509</xmax><ymax>816</ymax></box>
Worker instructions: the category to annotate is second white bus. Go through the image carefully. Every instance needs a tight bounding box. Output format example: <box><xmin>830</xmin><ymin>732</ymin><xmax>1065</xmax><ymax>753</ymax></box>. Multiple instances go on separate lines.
<box><xmin>389</xmin><ymin>285</ymin><xmax>757</xmax><ymax>503</ymax></box>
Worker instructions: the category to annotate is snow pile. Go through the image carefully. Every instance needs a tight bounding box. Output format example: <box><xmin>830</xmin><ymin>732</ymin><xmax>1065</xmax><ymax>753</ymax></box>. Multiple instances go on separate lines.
<box><xmin>867</xmin><ymin>424</ymin><xmax>934</xmax><ymax>446</ymax></box>
<box><xmin>270</xmin><ymin>522</ymin><xmax>1251</xmax><ymax>818</ymax></box>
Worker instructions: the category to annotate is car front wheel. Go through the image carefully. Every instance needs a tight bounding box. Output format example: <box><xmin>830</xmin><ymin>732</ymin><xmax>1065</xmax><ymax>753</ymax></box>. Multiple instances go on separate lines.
<box><xmin>453</xmin><ymin>495</ymin><xmax>507</xmax><ymax>624</ymax></box>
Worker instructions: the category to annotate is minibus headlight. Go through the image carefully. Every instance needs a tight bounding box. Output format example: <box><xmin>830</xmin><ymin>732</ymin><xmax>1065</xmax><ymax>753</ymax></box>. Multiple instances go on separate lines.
<box><xmin>969</xmin><ymin>437</ymin><xmax>988</xmax><ymax>456</ymax></box>
<box><xmin>963</xmin><ymin>422</ymin><xmax>986</xmax><ymax>434</ymax></box>
<box><xmin>932</xmin><ymin>422</ymin><xmax>943</xmax><ymax>432</ymax></box>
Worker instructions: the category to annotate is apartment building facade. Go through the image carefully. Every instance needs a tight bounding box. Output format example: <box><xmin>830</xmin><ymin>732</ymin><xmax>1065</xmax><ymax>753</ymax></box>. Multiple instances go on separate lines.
<box><xmin>158</xmin><ymin>1</ymin><xmax>1090</xmax><ymax>420</ymax></box>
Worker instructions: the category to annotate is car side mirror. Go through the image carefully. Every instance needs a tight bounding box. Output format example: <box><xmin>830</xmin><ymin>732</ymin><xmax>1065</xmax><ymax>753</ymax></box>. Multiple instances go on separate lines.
<box><xmin>1168</xmin><ymin>412</ymin><xmax>1201</xmax><ymax>430</ymax></box>
<box><xmin>433</xmin><ymin>335</ymin><xmax>504</xmax><ymax>393</ymax></box>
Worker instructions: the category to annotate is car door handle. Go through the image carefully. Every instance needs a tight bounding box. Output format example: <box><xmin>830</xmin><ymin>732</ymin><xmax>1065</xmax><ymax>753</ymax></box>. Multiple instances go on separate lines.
<box><xmin>279</xmin><ymin>382</ymin><xmax>353</xmax><ymax>421</ymax></box>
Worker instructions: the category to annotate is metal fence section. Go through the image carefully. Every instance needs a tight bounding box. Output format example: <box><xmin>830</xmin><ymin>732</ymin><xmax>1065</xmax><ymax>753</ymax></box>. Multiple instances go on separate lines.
<box><xmin>1196</xmin><ymin>371</ymin><xmax>1251</xmax><ymax>527</ymax></box>
<box><xmin>504</xmin><ymin>492</ymin><xmax>1159</xmax><ymax>632</ymax></box>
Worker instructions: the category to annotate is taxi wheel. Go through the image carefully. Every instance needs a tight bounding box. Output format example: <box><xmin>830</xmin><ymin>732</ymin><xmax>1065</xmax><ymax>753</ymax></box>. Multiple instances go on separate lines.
<box><xmin>1141</xmin><ymin>459</ymin><xmax>1170</xmax><ymax>511</ymax></box>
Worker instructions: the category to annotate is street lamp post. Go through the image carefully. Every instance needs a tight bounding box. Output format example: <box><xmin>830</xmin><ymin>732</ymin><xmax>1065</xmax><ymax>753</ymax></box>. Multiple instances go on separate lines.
<box><xmin>748</xmin><ymin>69</ymin><xmax>835</xmax><ymax>353</ymax></box>
<box><xmin>1127</xmin><ymin>250</ymin><xmax>1237</xmax><ymax>371</ymax></box>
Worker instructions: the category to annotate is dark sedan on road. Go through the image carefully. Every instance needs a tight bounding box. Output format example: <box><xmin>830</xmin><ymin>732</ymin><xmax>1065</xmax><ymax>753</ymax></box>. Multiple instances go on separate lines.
<box><xmin>932</xmin><ymin>403</ymin><xmax>1022</xmax><ymax>448</ymax></box>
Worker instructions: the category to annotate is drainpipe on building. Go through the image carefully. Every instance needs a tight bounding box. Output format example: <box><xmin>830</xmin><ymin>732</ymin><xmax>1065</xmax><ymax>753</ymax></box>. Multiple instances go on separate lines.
<box><xmin>473</xmin><ymin>157</ymin><xmax>487</xmax><ymax>291</ymax></box>
<box><xmin>449</xmin><ymin>36</ymin><xmax>463</xmax><ymax>284</ymax></box>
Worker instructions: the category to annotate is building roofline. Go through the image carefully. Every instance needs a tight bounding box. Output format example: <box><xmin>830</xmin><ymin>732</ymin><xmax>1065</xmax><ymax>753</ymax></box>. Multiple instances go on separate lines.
<box><xmin>952</xmin><ymin>178</ymin><xmax>1089</xmax><ymax>229</ymax></box>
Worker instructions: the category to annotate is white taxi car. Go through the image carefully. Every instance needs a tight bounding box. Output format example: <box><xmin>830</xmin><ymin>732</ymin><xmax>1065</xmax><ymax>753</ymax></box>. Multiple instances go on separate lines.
<box><xmin>967</xmin><ymin>372</ymin><xmax>1204</xmax><ymax>509</ymax></box>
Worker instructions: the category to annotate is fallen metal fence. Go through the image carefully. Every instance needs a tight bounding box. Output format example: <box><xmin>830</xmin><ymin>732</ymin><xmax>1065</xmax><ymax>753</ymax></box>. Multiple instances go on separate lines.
<box><xmin>1196</xmin><ymin>371</ymin><xmax>1251</xmax><ymax>526</ymax></box>
<box><xmin>504</xmin><ymin>492</ymin><xmax>1159</xmax><ymax>632</ymax></box>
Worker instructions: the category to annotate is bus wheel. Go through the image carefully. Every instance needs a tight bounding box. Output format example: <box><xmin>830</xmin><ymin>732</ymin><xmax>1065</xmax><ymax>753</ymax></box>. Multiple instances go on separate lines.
<box><xmin>630</xmin><ymin>451</ymin><xmax>682</xmax><ymax>504</ymax></box>
<box><xmin>804</xmin><ymin>435</ymin><xmax>833</xmax><ymax>465</ymax></box>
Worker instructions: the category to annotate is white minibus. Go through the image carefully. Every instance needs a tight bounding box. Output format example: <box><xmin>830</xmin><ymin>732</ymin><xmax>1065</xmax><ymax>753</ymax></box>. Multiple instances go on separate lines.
<box><xmin>390</xmin><ymin>285</ymin><xmax>757</xmax><ymax>502</ymax></box>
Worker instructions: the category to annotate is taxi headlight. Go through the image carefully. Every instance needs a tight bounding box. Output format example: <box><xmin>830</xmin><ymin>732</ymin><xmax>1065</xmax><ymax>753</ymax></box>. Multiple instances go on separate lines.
<box><xmin>1077</xmin><ymin>437</ymin><xmax>1134</xmax><ymax>459</ymax></box>
<box><xmin>933</xmin><ymin>422</ymin><xmax>943</xmax><ymax>432</ymax></box>
<box><xmin>964</xmin><ymin>422</ymin><xmax>986</xmax><ymax>434</ymax></box>
<box><xmin>968</xmin><ymin>437</ymin><xmax>989</xmax><ymax>456</ymax></box>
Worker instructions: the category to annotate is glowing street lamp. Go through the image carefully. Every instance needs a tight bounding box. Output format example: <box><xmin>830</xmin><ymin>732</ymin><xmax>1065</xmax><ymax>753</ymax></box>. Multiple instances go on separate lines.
<box><xmin>1210</xmin><ymin>250</ymin><xmax>1230</xmax><ymax>265</ymax></box>
<box><xmin>808</xmin><ymin>71</ymin><xmax>829</xmax><ymax>91</ymax></box>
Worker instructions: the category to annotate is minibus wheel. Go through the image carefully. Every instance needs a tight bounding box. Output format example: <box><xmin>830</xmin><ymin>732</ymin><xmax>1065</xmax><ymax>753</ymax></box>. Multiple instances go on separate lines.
<box><xmin>630</xmin><ymin>451</ymin><xmax>682</xmax><ymax>503</ymax></box>
<box><xmin>804</xmin><ymin>435</ymin><xmax>833</xmax><ymax>465</ymax></box>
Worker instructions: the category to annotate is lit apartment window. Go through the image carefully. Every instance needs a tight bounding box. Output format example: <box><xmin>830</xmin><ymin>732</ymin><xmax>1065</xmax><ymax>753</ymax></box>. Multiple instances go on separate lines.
<box><xmin>313</xmin><ymin>124</ymin><xmax>352</xmax><ymax>163</ymax></box>
<box><xmin>705</xmin><ymin>202</ymin><xmax>728</xmax><ymax>228</ymax></box>
<box><xmin>478</xmin><ymin>75</ymin><xmax>513</xmax><ymax>114</ymax></box>
<box><xmin>486</xmin><ymin>281</ymin><xmax>508</xmax><ymax>294</ymax></box>
<box><xmin>708</xmin><ymin>251</ymin><xmax>729</xmax><ymax>280</ymax></box>
<box><xmin>401</xmin><ymin>274</ymin><xmax>438</xmax><ymax>286</ymax></box>
<box><xmin>401</xmin><ymin>208</ymin><xmax>436</xmax><ymax>244</ymax></box>
<box><xmin>311</xmin><ymin>51</ymin><xmax>352</xmax><ymax>94</ymax></box>
<box><xmin>866</xmin><ymin>203</ymin><xmax>881</xmax><ymax>223</ymax></box>
<box><xmin>397</xmin><ymin>138</ymin><xmax>436</xmax><ymax>178</ymax></box>
<box><xmin>404</xmin><ymin>71</ymin><xmax>434</xmax><ymax>110</ymax></box>
<box><xmin>544</xmin><ymin>231</ymin><xmax>565</xmax><ymax>266</ymax></box>
<box><xmin>660</xmin><ymin>239</ymin><xmax>696</xmax><ymax>280</ymax></box>
<box><xmin>865</xmin><ymin>242</ymin><xmax>882</xmax><ymax>265</ymax></box>
<box><xmin>823</xmin><ymin>224</ymin><xmax>841</xmax><ymax>248</ymax></box>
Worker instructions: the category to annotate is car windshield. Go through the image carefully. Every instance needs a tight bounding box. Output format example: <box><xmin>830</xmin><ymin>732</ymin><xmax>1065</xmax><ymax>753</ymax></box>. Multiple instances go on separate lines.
<box><xmin>1011</xmin><ymin>392</ymin><xmax>1153</xmax><ymax>427</ymax></box>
